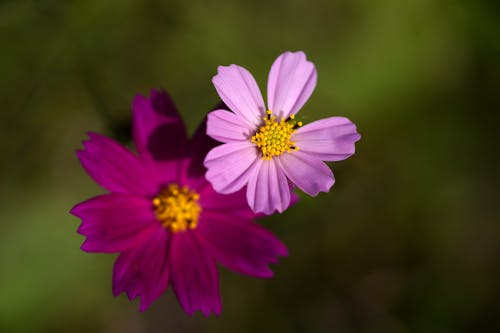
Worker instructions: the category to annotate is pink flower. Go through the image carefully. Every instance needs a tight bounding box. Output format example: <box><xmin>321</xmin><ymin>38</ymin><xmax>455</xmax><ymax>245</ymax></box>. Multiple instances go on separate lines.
<box><xmin>70</xmin><ymin>89</ymin><xmax>287</xmax><ymax>316</ymax></box>
<box><xmin>204</xmin><ymin>51</ymin><xmax>361</xmax><ymax>214</ymax></box>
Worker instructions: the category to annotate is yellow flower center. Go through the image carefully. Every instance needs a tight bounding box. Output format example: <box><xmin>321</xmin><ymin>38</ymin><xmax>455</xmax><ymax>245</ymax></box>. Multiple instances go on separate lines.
<box><xmin>251</xmin><ymin>110</ymin><xmax>302</xmax><ymax>160</ymax></box>
<box><xmin>152</xmin><ymin>184</ymin><xmax>201</xmax><ymax>233</ymax></box>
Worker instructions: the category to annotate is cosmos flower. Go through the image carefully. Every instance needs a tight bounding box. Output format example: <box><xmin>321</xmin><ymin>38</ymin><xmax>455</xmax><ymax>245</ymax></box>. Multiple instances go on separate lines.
<box><xmin>70</xmin><ymin>89</ymin><xmax>287</xmax><ymax>316</ymax></box>
<box><xmin>204</xmin><ymin>51</ymin><xmax>361</xmax><ymax>214</ymax></box>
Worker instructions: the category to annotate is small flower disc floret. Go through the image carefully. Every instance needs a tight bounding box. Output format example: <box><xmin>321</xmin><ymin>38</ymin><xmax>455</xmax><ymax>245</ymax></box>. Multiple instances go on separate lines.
<box><xmin>153</xmin><ymin>183</ymin><xmax>201</xmax><ymax>232</ymax></box>
<box><xmin>251</xmin><ymin>110</ymin><xmax>302</xmax><ymax>160</ymax></box>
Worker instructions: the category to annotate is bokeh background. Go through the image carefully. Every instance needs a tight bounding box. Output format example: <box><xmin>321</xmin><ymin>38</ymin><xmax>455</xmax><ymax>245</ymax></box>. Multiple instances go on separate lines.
<box><xmin>1</xmin><ymin>0</ymin><xmax>499</xmax><ymax>332</ymax></box>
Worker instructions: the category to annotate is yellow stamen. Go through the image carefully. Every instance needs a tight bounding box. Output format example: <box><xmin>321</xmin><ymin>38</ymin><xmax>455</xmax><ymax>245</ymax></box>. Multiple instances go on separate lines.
<box><xmin>251</xmin><ymin>110</ymin><xmax>302</xmax><ymax>160</ymax></box>
<box><xmin>152</xmin><ymin>184</ymin><xmax>201</xmax><ymax>233</ymax></box>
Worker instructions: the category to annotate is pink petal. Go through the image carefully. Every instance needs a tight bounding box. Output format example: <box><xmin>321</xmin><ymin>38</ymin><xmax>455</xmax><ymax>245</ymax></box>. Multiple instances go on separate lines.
<box><xmin>77</xmin><ymin>132</ymin><xmax>158</xmax><ymax>196</ymax></box>
<box><xmin>212</xmin><ymin>64</ymin><xmax>266</xmax><ymax>126</ymax></box>
<box><xmin>198</xmin><ymin>212</ymin><xmax>288</xmax><ymax>278</ymax></box>
<box><xmin>206</xmin><ymin>109</ymin><xmax>254</xmax><ymax>143</ymax></box>
<box><xmin>292</xmin><ymin>116</ymin><xmax>361</xmax><ymax>161</ymax></box>
<box><xmin>112</xmin><ymin>229</ymin><xmax>170</xmax><ymax>311</ymax></box>
<box><xmin>267</xmin><ymin>51</ymin><xmax>317</xmax><ymax>119</ymax></box>
<box><xmin>246</xmin><ymin>160</ymin><xmax>291</xmax><ymax>214</ymax></box>
<box><xmin>71</xmin><ymin>193</ymin><xmax>160</xmax><ymax>253</ymax></box>
<box><xmin>277</xmin><ymin>151</ymin><xmax>334</xmax><ymax>196</ymax></box>
<box><xmin>204</xmin><ymin>142</ymin><xmax>261</xmax><ymax>194</ymax></box>
<box><xmin>169</xmin><ymin>232</ymin><xmax>221</xmax><ymax>316</ymax></box>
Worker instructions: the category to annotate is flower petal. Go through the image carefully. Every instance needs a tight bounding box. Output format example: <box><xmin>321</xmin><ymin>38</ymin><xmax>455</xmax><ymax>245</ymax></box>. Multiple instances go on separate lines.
<box><xmin>207</xmin><ymin>109</ymin><xmax>254</xmax><ymax>143</ymax></box>
<box><xmin>132</xmin><ymin>90</ymin><xmax>187</xmax><ymax>184</ymax></box>
<box><xmin>204</xmin><ymin>142</ymin><xmax>261</xmax><ymax>194</ymax></box>
<box><xmin>170</xmin><ymin>232</ymin><xmax>221</xmax><ymax>316</ymax></box>
<box><xmin>246</xmin><ymin>160</ymin><xmax>291</xmax><ymax>214</ymax></box>
<box><xmin>267</xmin><ymin>51</ymin><xmax>317</xmax><ymax>119</ymax></box>
<box><xmin>180</xmin><ymin>116</ymin><xmax>220</xmax><ymax>190</ymax></box>
<box><xmin>132</xmin><ymin>89</ymin><xmax>187</xmax><ymax>158</ymax></box>
<box><xmin>77</xmin><ymin>132</ymin><xmax>158</xmax><ymax>196</ymax></box>
<box><xmin>277</xmin><ymin>151</ymin><xmax>334</xmax><ymax>196</ymax></box>
<box><xmin>212</xmin><ymin>64</ymin><xmax>266</xmax><ymax>126</ymax></box>
<box><xmin>200</xmin><ymin>187</ymin><xmax>261</xmax><ymax>219</ymax></box>
<box><xmin>112</xmin><ymin>229</ymin><xmax>170</xmax><ymax>311</ymax></box>
<box><xmin>198</xmin><ymin>212</ymin><xmax>288</xmax><ymax>278</ymax></box>
<box><xmin>292</xmin><ymin>116</ymin><xmax>361</xmax><ymax>161</ymax></box>
<box><xmin>71</xmin><ymin>193</ymin><xmax>159</xmax><ymax>253</ymax></box>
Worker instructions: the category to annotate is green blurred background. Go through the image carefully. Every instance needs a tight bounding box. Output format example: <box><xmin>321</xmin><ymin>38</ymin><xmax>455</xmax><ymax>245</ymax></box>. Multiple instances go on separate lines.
<box><xmin>1</xmin><ymin>0</ymin><xmax>499</xmax><ymax>332</ymax></box>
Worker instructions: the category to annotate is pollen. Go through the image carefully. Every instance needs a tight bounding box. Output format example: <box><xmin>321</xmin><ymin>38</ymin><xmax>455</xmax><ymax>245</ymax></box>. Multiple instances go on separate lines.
<box><xmin>251</xmin><ymin>110</ymin><xmax>302</xmax><ymax>160</ymax></box>
<box><xmin>152</xmin><ymin>184</ymin><xmax>201</xmax><ymax>233</ymax></box>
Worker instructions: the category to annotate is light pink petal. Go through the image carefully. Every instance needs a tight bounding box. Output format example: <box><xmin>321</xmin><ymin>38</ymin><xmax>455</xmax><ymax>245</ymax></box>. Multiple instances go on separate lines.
<box><xmin>77</xmin><ymin>132</ymin><xmax>158</xmax><ymax>196</ymax></box>
<box><xmin>71</xmin><ymin>193</ymin><xmax>160</xmax><ymax>253</ymax></box>
<box><xmin>204</xmin><ymin>142</ymin><xmax>261</xmax><ymax>194</ymax></box>
<box><xmin>198</xmin><ymin>212</ymin><xmax>288</xmax><ymax>278</ymax></box>
<box><xmin>267</xmin><ymin>51</ymin><xmax>317</xmax><ymax>119</ymax></box>
<box><xmin>112</xmin><ymin>229</ymin><xmax>170</xmax><ymax>311</ymax></box>
<box><xmin>206</xmin><ymin>109</ymin><xmax>254</xmax><ymax>143</ymax></box>
<box><xmin>246</xmin><ymin>160</ymin><xmax>291</xmax><ymax>214</ymax></box>
<box><xmin>212</xmin><ymin>64</ymin><xmax>266</xmax><ymax>126</ymax></box>
<box><xmin>277</xmin><ymin>151</ymin><xmax>334</xmax><ymax>196</ymax></box>
<box><xmin>170</xmin><ymin>232</ymin><xmax>221</xmax><ymax>316</ymax></box>
<box><xmin>292</xmin><ymin>116</ymin><xmax>361</xmax><ymax>161</ymax></box>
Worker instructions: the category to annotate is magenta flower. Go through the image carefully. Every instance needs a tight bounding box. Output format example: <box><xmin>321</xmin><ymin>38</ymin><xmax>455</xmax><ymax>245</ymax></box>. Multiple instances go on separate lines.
<box><xmin>70</xmin><ymin>89</ymin><xmax>287</xmax><ymax>316</ymax></box>
<box><xmin>204</xmin><ymin>51</ymin><xmax>361</xmax><ymax>214</ymax></box>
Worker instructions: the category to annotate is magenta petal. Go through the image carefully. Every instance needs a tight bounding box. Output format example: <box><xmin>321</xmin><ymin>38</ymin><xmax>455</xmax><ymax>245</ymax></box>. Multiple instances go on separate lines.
<box><xmin>267</xmin><ymin>51</ymin><xmax>317</xmax><ymax>119</ymax></box>
<box><xmin>277</xmin><ymin>151</ymin><xmax>335</xmax><ymax>196</ymax></box>
<box><xmin>132</xmin><ymin>90</ymin><xmax>187</xmax><ymax>184</ymax></box>
<box><xmin>292</xmin><ymin>116</ymin><xmax>361</xmax><ymax>161</ymax></box>
<box><xmin>200</xmin><ymin>187</ymin><xmax>261</xmax><ymax>219</ymax></box>
<box><xmin>181</xmin><ymin>116</ymin><xmax>219</xmax><ymax>187</ymax></box>
<box><xmin>198</xmin><ymin>212</ymin><xmax>288</xmax><ymax>278</ymax></box>
<box><xmin>170</xmin><ymin>232</ymin><xmax>221</xmax><ymax>316</ymax></box>
<box><xmin>204</xmin><ymin>142</ymin><xmax>260</xmax><ymax>194</ymax></box>
<box><xmin>132</xmin><ymin>90</ymin><xmax>186</xmax><ymax>158</ymax></box>
<box><xmin>212</xmin><ymin>64</ymin><xmax>266</xmax><ymax>126</ymax></box>
<box><xmin>246</xmin><ymin>160</ymin><xmax>291</xmax><ymax>214</ymax></box>
<box><xmin>77</xmin><ymin>132</ymin><xmax>158</xmax><ymax>196</ymax></box>
<box><xmin>112</xmin><ymin>229</ymin><xmax>170</xmax><ymax>311</ymax></box>
<box><xmin>207</xmin><ymin>109</ymin><xmax>254</xmax><ymax>143</ymax></box>
<box><xmin>71</xmin><ymin>193</ymin><xmax>159</xmax><ymax>253</ymax></box>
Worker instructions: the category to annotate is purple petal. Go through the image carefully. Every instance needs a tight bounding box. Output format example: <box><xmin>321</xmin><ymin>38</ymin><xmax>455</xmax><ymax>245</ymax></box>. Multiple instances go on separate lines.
<box><xmin>132</xmin><ymin>90</ymin><xmax>186</xmax><ymax>158</ymax></box>
<box><xmin>170</xmin><ymin>232</ymin><xmax>221</xmax><ymax>316</ymax></box>
<box><xmin>132</xmin><ymin>90</ymin><xmax>187</xmax><ymax>184</ymax></box>
<box><xmin>71</xmin><ymin>193</ymin><xmax>160</xmax><ymax>253</ymax></box>
<box><xmin>207</xmin><ymin>109</ymin><xmax>254</xmax><ymax>143</ymax></box>
<box><xmin>212</xmin><ymin>64</ymin><xmax>266</xmax><ymax>126</ymax></box>
<box><xmin>277</xmin><ymin>151</ymin><xmax>334</xmax><ymax>196</ymax></box>
<box><xmin>181</xmin><ymin>116</ymin><xmax>219</xmax><ymax>189</ymax></box>
<box><xmin>200</xmin><ymin>187</ymin><xmax>261</xmax><ymax>219</ymax></box>
<box><xmin>198</xmin><ymin>212</ymin><xmax>288</xmax><ymax>278</ymax></box>
<box><xmin>204</xmin><ymin>142</ymin><xmax>261</xmax><ymax>194</ymax></box>
<box><xmin>112</xmin><ymin>229</ymin><xmax>170</xmax><ymax>311</ymax></box>
<box><xmin>267</xmin><ymin>51</ymin><xmax>317</xmax><ymax>119</ymax></box>
<box><xmin>246</xmin><ymin>160</ymin><xmax>291</xmax><ymax>214</ymax></box>
<box><xmin>292</xmin><ymin>117</ymin><xmax>361</xmax><ymax>161</ymax></box>
<box><xmin>77</xmin><ymin>132</ymin><xmax>158</xmax><ymax>196</ymax></box>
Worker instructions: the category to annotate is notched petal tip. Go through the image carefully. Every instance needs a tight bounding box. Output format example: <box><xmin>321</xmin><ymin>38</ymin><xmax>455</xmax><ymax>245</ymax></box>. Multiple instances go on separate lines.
<box><xmin>69</xmin><ymin>202</ymin><xmax>84</xmax><ymax>217</ymax></box>
<box><xmin>267</xmin><ymin>50</ymin><xmax>317</xmax><ymax>119</ymax></box>
<box><xmin>212</xmin><ymin>63</ymin><xmax>265</xmax><ymax>126</ymax></box>
<box><xmin>139</xmin><ymin>299</ymin><xmax>153</xmax><ymax>312</ymax></box>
